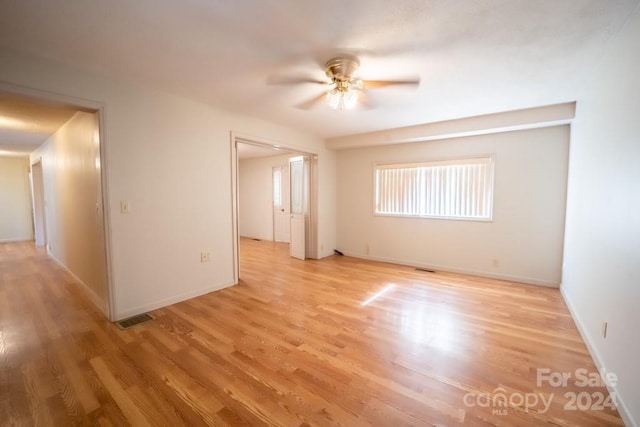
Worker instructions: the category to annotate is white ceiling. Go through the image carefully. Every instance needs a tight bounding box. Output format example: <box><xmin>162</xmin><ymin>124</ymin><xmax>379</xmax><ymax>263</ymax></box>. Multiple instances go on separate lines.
<box><xmin>0</xmin><ymin>0</ymin><xmax>638</xmax><ymax>140</ymax></box>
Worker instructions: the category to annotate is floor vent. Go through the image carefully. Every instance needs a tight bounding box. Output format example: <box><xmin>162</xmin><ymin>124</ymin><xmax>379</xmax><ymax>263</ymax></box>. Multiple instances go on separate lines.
<box><xmin>116</xmin><ymin>313</ymin><xmax>155</xmax><ymax>329</ymax></box>
<box><xmin>415</xmin><ymin>267</ymin><xmax>436</xmax><ymax>273</ymax></box>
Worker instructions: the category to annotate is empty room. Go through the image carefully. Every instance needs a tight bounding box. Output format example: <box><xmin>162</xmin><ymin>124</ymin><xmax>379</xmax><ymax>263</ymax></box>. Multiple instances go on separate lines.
<box><xmin>0</xmin><ymin>1</ymin><xmax>638</xmax><ymax>426</ymax></box>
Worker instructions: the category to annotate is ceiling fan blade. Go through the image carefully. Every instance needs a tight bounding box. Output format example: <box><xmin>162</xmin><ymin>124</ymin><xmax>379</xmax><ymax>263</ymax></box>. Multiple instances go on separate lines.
<box><xmin>267</xmin><ymin>75</ymin><xmax>329</xmax><ymax>85</ymax></box>
<box><xmin>358</xmin><ymin>91</ymin><xmax>375</xmax><ymax>110</ymax></box>
<box><xmin>362</xmin><ymin>77</ymin><xmax>420</xmax><ymax>89</ymax></box>
<box><xmin>295</xmin><ymin>92</ymin><xmax>327</xmax><ymax>110</ymax></box>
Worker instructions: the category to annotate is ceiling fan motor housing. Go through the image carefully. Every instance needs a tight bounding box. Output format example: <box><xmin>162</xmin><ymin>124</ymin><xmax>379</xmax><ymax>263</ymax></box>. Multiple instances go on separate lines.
<box><xmin>325</xmin><ymin>56</ymin><xmax>360</xmax><ymax>83</ymax></box>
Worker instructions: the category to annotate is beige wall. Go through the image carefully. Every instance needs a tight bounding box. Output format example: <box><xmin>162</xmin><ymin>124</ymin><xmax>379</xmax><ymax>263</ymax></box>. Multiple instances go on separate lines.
<box><xmin>239</xmin><ymin>154</ymin><xmax>291</xmax><ymax>241</ymax></box>
<box><xmin>30</xmin><ymin>111</ymin><xmax>108</xmax><ymax>312</ymax></box>
<box><xmin>0</xmin><ymin>156</ymin><xmax>33</xmax><ymax>242</ymax></box>
<box><xmin>336</xmin><ymin>125</ymin><xmax>570</xmax><ymax>286</ymax></box>
<box><xmin>561</xmin><ymin>5</ymin><xmax>640</xmax><ymax>425</ymax></box>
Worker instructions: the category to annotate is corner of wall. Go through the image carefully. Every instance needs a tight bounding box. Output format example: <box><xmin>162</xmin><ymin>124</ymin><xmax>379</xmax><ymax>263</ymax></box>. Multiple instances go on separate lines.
<box><xmin>560</xmin><ymin>286</ymin><xmax>637</xmax><ymax>427</ymax></box>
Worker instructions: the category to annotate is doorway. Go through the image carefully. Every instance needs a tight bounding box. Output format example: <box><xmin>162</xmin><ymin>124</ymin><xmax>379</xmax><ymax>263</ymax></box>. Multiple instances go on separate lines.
<box><xmin>0</xmin><ymin>83</ymin><xmax>114</xmax><ymax>320</ymax></box>
<box><xmin>230</xmin><ymin>133</ymin><xmax>318</xmax><ymax>283</ymax></box>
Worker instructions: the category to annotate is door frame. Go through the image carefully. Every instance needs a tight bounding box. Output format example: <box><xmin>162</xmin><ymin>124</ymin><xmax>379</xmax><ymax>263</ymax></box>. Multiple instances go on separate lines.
<box><xmin>230</xmin><ymin>132</ymin><xmax>318</xmax><ymax>284</ymax></box>
<box><xmin>0</xmin><ymin>82</ymin><xmax>116</xmax><ymax>321</ymax></box>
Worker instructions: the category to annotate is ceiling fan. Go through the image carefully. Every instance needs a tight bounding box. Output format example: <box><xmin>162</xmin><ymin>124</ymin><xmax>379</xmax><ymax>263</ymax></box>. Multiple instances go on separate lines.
<box><xmin>269</xmin><ymin>55</ymin><xmax>420</xmax><ymax>111</ymax></box>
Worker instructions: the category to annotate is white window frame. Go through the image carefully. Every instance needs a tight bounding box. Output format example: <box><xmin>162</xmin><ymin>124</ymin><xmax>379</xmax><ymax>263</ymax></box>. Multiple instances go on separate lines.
<box><xmin>373</xmin><ymin>155</ymin><xmax>495</xmax><ymax>221</ymax></box>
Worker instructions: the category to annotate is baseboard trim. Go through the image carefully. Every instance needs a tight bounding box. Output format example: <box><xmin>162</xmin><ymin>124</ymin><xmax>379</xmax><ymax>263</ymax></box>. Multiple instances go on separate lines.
<box><xmin>0</xmin><ymin>237</ymin><xmax>34</xmax><ymax>243</ymax></box>
<box><xmin>339</xmin><ymin>251</ymin><xmax>559</xmax><ymax>287</ymax></box>
<box><xmin>47</xmin><ymin>252</ymin><xmax>109</xmax><ymax>317</ymax></box>
<box><xmin>115</xmin><ymin>281</ymin><xmax>236</xmax><ymax>321</ymax></box>
<box><xmin>560</xmin><ymin>285</ymin><xmax>636</xmax><ymax>427</ymax></box>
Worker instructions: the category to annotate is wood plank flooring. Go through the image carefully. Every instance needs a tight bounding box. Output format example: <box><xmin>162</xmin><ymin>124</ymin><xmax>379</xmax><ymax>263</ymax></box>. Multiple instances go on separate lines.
<box><xmin>0</xmin><ymin>239</ymin><xmax>623</xmax><ymax>426</ymax></box>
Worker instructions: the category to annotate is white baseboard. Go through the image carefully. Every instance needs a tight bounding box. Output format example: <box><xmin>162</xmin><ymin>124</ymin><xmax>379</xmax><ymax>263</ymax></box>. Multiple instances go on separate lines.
<box><xmin>115</xmin><ymin>281</ymin><xmax>236</xmax><ymax>321</ymax></box>
<box><xmin>47</xmin><ymin>251</ymin><xmax>109</xmax><ymax>317</ymax></box>
<box><xmin>0</xmin><ymin>237</ymin><xmax>34</xmax><ymax>243</ymax></box>
<box><xmin>560</xmin><ymin>286</ymin><xmax>636</xmax><ymax>427</ymax></box>
<box><xmin>339</xmin><ymin>251</ymin><xmax>559</xmax><ymax>287</ymax></box>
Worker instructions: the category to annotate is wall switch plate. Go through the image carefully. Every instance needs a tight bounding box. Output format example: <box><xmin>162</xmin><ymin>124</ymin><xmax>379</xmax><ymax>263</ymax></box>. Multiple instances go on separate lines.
<box><xmin>120</xmin><ymin>201</ymin><xmax>131</xmax><ymax>214</ymax></box>
<box><xmin>201</xmin><ymin>251</ymin><xmax>211</xmax><ymax>262</ymax></box>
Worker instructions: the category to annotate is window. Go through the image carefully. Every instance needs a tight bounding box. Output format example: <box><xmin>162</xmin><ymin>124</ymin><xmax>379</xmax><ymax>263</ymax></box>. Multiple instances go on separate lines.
<box><xmin>374</xmin><ymin>156</ymin><xmax>494</xmax><ymax>220</ymax></box>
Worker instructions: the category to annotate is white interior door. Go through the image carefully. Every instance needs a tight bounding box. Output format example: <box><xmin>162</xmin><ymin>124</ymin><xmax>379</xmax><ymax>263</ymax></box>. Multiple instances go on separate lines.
<box><xmin>273</xmin><ymin>166</ymin><xmax>290</xmax><ymax>242</ymax></box>
<box><xmin>289</xmin><ymin>156</ymin><xmax>308</xmax><ymax>259</ymax></box>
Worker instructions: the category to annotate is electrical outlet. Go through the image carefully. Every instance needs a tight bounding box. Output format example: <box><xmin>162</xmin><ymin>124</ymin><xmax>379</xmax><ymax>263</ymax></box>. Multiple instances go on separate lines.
<box><xmin>200</xmin><ymin>251</ymin><xmax>211</xmax><ymax>263</ymax></box>
<box><xmin>602</xmin><ymin>321</ymin><xmax>608</xmax><ymax>339</ymax></box>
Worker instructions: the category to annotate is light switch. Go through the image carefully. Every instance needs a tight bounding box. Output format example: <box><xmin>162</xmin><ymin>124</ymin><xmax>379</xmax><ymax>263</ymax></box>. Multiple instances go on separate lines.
<box><xmin>120</xmin><ymin>201</ymin><xmax>131</xmax><ymax>214</ymax></box>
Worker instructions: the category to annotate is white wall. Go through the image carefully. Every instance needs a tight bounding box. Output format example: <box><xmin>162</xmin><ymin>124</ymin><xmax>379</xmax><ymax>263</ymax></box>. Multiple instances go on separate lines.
<box><xmin>561</xmin><ymin>5</ymin><xmax>640</xmax><ymax>426</ymax></box>
<box><xmin>30</xmin><ymin>112</ymin><xmax>108</xmax><ymax>311</ymax></box>
<box><xmin>0</xmin><ymin>156</ymin><xmax>33</xmax><ymax>242</ymax></box>
<box><xmin>238</xmin><ymin>154</ymin><xmax>291</xmax><ymax>241</ymax></box>
<box><xmin>0</xmin><ymin>47</ymin><xmax>335</xmax><ymax>320</ymax></box>
<box><xmin>318</xmin><ymin>148</ymin><xmax>336</xmax><ymax>257</ymax></box>
<box><xmin>336</xmin><ymin>125</ymin><xmax>569</xmax><ymax>286</ymax></box>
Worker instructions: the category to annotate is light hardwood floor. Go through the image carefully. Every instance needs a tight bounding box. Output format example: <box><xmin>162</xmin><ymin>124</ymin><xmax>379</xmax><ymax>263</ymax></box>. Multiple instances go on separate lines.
<box><xmin>0</xmin><ymin>239</ymin><xmax>623</xmax><ymax>426</ymax></box>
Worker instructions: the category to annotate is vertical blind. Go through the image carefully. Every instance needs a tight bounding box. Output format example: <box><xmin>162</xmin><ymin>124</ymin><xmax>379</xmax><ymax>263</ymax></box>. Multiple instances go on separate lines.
<box><xmin>375</xmin><ymin>157</ymin><xmax>494</xmax><ymax>220</ymax></box>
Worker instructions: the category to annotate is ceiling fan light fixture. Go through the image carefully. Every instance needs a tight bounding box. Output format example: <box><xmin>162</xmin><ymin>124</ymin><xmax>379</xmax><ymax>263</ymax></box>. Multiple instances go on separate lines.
<box><xmin>351</xmin><ymin>79</ymin><xmax>364</xmax><ymax>90</ymax></box>
<box><xmin>326</xmin><ymin>87</ymin><xmax>358</xmax><ymax>110</ymax></box>
<box><xmin>343</xmin><ymin>89</ymin><xmax>358</xmax><ymax>109</ymax></box>
<box><xmin>326</xmin><ymin>88</ymin><xmax>340</xmax><ymax>109</ymax></box>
